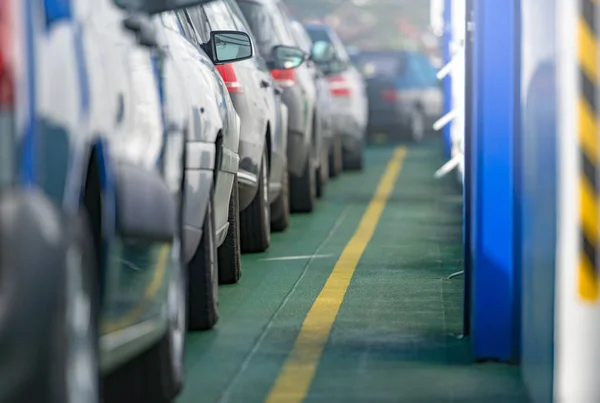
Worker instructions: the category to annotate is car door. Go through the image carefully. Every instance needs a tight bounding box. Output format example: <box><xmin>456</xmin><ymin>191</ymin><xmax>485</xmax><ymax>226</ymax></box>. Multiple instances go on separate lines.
<box><xmin>78</xmin><ymin>0</ymin><xmax>172</xmax><ymax>342</ymax></box>
<box><xmin>200</xmin><ymin>1</ymin><xmax>268</xmax><ymax>151</ymax></box>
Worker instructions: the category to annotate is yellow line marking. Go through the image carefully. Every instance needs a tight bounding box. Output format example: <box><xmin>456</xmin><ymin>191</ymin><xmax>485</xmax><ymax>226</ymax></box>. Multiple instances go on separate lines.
<box><xmin>265</xmin><ymin>146</ymin><xmax>407</xmax><ymax>403</ymax></box>
<box><xmin>579</xmin><ymin>253</ymin><xmax>599</xmax><ymax>301</ymax></box>
<box><xmin>580</xmin><ymin>177</ymin><xmax>599</xmax><ymax>244</ymax></box>
<box><xmin>579</xmin><ymin>18</ymin><xmax>599</xmax><ymax>83</ymax></box>
<box><xmin>579</xmin><ymin>98</ymin><xmax>599</xmax><ymax>161</ymax></box>
<box><xmin>102</xmin><ymin>245</ymin><xmax>170</xmax><ymax>334</ymax></box>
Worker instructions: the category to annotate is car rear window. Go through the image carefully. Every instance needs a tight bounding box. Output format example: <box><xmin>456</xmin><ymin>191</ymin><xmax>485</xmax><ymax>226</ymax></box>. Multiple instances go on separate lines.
<box><xmin>353</xmin><ymin>53</ymin><xmax>403</xmax><ymax>78</ymax></box>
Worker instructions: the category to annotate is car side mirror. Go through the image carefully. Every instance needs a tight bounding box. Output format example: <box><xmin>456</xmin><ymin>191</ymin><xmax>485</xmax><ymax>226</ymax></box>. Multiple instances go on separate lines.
<box><xmin>269</xmin><ymin>45</ymin><xmax>307</xmax><ymax>70</ymax></box>
<box><xmin>205</xmin><ymin>31</ymin><xmax>253</xmax><ymax>65</ymax></box>
<box><xmin>310</xmin><ymin>41</ymin><xmax>335</xmax><ymax>64</ymax></box>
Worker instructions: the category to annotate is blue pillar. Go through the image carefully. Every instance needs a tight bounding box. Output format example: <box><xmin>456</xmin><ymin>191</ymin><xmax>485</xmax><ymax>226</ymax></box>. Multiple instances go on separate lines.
<box><xmin>442</xmin><ymin>0</ymin><xmax>453</xmax><ymax>158</ymax></box>
<box><xmin>469</xmin><ymin>0</ymin><xmax>519</xmax><ymax>361</ymax></box>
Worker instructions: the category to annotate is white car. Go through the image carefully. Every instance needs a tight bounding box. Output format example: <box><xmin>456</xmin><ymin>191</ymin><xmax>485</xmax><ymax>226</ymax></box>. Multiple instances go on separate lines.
<box><xmin>155</xmin><ymin>10</ymin><xmax>252</xmax><ymax>331</ymax></box>
<box><xmin>0</xmin><ymin>0</ymin><xmax>228</xmax><ymax>402</ymax></box>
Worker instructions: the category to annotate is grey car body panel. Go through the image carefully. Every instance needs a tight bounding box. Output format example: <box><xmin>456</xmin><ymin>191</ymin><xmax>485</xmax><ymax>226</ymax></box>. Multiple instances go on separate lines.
<box><xmin>157</xmin><ymin>11</ymin><xmax>241</xmax><ymax>257</ymax></box>
<box><xmin>193</xmin><ymin>0</ymin><xmax>277</xmax><ymax>211</ymax></box>
<box><xmin>236</xmin><ymin>0</ymin><xmax>319</xmax><ymax>179</ymax></box>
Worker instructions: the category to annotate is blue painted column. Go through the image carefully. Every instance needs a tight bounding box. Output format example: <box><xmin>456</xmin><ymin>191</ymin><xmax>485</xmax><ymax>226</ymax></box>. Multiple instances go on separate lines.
<box><xmin>469</xmin><ymin>0</ymin><xmax>519</xmax><ymax>361</ymax></box>
<box><xmin>442</xmin><ymin>0</ymin><xmax>453</xmax><ymax>158</ymax></box>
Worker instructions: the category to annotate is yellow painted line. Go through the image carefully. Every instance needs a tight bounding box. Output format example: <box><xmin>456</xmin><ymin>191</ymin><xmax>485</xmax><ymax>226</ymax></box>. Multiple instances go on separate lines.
<box><xmin>578</xmin><ymin>18</ymin><xmax>599</xmax><ymax>83</ymax></box>
<box><xmin>102</xmin><ymin>245</ymin><xmax>170</xmax><ymax>334</ymax></box>
<box><xmin>265</xmin><ymin>146</ymin><xmax>407</xmax><ymax>403</ymax></box>
<box><xmin>580</xmin><ymin>177</ymin><xmax>599</xmax><ymax>244</ymax></box>
<box><xmin>579</xmin><ymin>98</ymin><xmax>599</xmax><ymax>161</ymax></box>
<box><xmin>579</xmin><ymin>253</ymin><xmax>599</xmax><ymax>300</ymax></box>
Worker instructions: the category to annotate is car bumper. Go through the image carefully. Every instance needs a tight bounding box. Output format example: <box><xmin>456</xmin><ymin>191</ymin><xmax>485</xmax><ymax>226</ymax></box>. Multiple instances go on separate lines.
<box><xmin>0</xmin><ymin>189</ymin><xmax>68</xmax><ymax>402</ymax></box>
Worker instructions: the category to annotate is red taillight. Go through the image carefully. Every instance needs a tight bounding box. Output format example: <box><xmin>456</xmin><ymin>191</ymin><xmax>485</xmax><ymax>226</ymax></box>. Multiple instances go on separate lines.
<box><xmin>270</xmin><ymin>69</ymin><xmax>296</xmax><ymax>88</ymax></box>
<box><xmin>0</xmin><ymin>0</ymin><xmax>15</xmax><ymax>108</ymax></box>
<box><xmin>327</xmin><ymin>75</ymin><xmax>351</xmax><ymax>97</ymax></box>
<box><xmin>216</xmin><ymin>64</ymin><xmax>243</xmax><ymax>93</ymax></box>
<box><xmin>380</xmin><ymin>88</ymin><xmax>396</xmax><ymax>103</ymax></box>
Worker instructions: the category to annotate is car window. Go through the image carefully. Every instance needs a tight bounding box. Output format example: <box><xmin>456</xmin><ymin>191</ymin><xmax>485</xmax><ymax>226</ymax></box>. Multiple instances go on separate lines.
<box><xmin>186</xmin><ymin>7</ymin><xmax>211</xmax><ymax>43</ymax></box>
<box><xmin>172</xmin><ymin>11</ymin><xmax>198</xmax><ymax>45</ymax></box>
<box><xmin>237</xmin><ymin>1</ymin><xmax>279</xmax><ymax>56</ymax></box>
<box><xmin>305</xmin><ymin>26</ymin><xmax>350</xmax><ymax>62</ymax></box>
<box><xmin>290</xmin><ymin>22</ymin><xmax>312</xmax><ymax>54</ymax></box>
<box><xmin>353</xmin><ymin>53</ymin><xmax>402</xmax><ymax>78</ymax></box>
<box><xmin>202</xmin><ymin>1</ymin><xmax>235</xmax><ymax>31</ymax></box>
<box><xmin>224</xmin><ymin>0</ymin><xmax>269</xmax><ymax>68</ymax></box>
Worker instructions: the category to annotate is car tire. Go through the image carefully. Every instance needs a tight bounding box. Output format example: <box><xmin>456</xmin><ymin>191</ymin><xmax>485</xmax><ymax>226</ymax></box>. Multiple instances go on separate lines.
<box><xmin>240</xmin><ymin>148</ymin><xmax>271</xmax><ymax>253</ymax></box>
<box><xmin>410</xmin><ymin>108</ymin><xmax>425</xmax><ymax>142</ymax></box>
<box><xmin>290</xmin><ymin>153</ymin><xmax>316</xmax><ymax>213</ymax></box>
<box><xmin>187</xmin><ymin>184</ymin><xmax>219</xmax><ymax>331</ymax></box>
<box><xmin>217</xmin><ymin>174</ymin><xmax>242</xmax><ymax>284</ymax></box>
<box><xmin>328</xmin><ymin>134</ymin><xmax>343</xmax><ymax>178</ymax></box>
<box><xmin>270</xmin><ymin>161</ymin><xmax>290</xmax><ymax>232</ymax></box>
<box><xmin>103</xmin><ymin>224</ymin><xmax>187</xmax><ymax>403</ymax></box>
<box><xmin>48</xmin><ymin>211</ymin><xmax>100</xmax><ymax>403</ymax></box>
<box><xmin>316</xmin><ymin>149</ymin><xmax>328</xmax><ymax>198</ymax></box>
<box><xmin>343</xmin><ymin>145</ymin><xmax>364</xmax><ymax>171</ymax></box>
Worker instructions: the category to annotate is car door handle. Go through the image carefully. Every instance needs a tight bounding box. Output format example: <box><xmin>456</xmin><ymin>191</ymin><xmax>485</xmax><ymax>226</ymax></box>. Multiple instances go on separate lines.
<box><xmin>260</xmin><ymin>80</ymin><xmax>270</xmax><ymax>89</ymax></box>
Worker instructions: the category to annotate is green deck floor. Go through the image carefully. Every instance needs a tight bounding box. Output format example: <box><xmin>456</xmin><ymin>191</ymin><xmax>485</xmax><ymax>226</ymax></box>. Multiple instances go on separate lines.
<box><xmin>177</xmin><ymin>141</ymin><xmax>529</xmax><ymax>403</ymax></box>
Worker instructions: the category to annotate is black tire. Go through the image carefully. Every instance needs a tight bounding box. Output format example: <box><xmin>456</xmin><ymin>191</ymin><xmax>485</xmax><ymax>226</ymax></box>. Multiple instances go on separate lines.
<box><xmin>240</xmin><ymin>148</ymin><xmax>271</xmax><ymax>253</ymax></box>
<box><xmin>328</xmin><ymin>134</ymin><xmax>343</xmax><ymax>178</ymax></box>
<box><xmin>316</xmin><ymin>153</ymin><xmax>327</xmax><ymax>199</ymax></box>
<box><xmin>187</xmin><ymin>185</ymin><xmax>219</xmax><ymax>331</ymax></box>
<box><xmin>290</xmin><ymin>153</ymin><xmax>316</xmax><ymax>213</ymax></box>
<box><xmin>409</xmin><ymin>108</ymin><xmax>425</xmax><ymax>142</ymax></box>
<box><xmin>270</xmin><ymin>161</ymin><xmax>290</xmax><ymax>232</ymax></box>
<box><xmin>343</xmin><ymin>146</ymin><xmax>364</xmax><ymax>171</ymax></box>
<box><xmin>217</xmin><ymin>174</ymin><xmax>242</xmax><ymax>284</ymax></box>
<box><xmin>47</xmin><ymin>212</ymin><xmax>100</xmax><ymax>403</ymax></box>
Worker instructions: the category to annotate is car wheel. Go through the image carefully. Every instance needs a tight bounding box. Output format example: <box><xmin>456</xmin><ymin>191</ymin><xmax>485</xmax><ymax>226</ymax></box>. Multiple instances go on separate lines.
<box><xmin>410</xmin><ymin>108</ymin><xmax>425</xmax><ymax>142</ymax></box>
<box><xmin>316</xmin><ymin>149</ymin><xmax>328</xmax><ymax>198</ymax></box>
<box><xmin>270</xmin><ymin>160</ymin><xmax>290</xmax><ymax>232</ymax></box>
<box><xmin>290</xmin><ymin>152</ymin><xmax>316</xmax><ymax>213</ymax></box>
<box><xmin>328</xmin><ymin>134</ymin><xmax>343</xmax><ymax>178</ymax></box>
<box><xmin>343</xmin><ymin>145</ymin><xmax>364</xmax><ymax>171</ymax></box>
<box><xmin>187</xmin><ymin>184</ymin><xmax>219</xmax><ymax>330</ymax></box>
<box><xmin>240</xmin><ymin>148</ymin><xmax>271</xmax><ymax>253</ymax></box>
<box><xmin>50</xmin><ymin>212</ymin><xmax>100</xmax><ymax>403</ymax></box>
<box><xmin>217</xmin><ymin>174</ymin><xmax>242</xmax><ymax>284</ymax></box>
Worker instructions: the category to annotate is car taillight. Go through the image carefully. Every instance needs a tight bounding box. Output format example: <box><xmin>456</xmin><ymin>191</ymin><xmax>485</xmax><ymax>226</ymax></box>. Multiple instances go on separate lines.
<box><xmin>328</xmin><ymin>75</ymin><xmax>351</xmax><ymax>97</ymax></box>
<box><xmin>270</xmin><ymin>69</ymin><xmax>296</xmax><ymax>88</ymax></box>
<box><xmin>216</xmin><ymin>64</ymin><xmax>243</xmax><ymax>93</ymax></box>
<box><xmin>0</xmin><ymin>0</ymin><xmax>15</xmax><ymax>109</ymax></box>
<box><xmin>380</xmin><ymin>88</ymin><xmax>396</xmax><ymax>103</ymax></box>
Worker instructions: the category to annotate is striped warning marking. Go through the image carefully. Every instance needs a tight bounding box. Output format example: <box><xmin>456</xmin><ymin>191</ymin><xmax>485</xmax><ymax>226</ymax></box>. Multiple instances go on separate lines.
<box><xmin>578</xmin><ymin>0</ymin><xmax>600</xmax><ymax>301</ymax></box>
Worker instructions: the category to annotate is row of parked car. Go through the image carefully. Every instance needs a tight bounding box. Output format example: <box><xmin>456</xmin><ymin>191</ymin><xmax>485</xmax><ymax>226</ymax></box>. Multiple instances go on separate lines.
<box><xmin>0</xmin><ymin>0</ymin><xmax>369</xmax><ymax>402</ymax></box>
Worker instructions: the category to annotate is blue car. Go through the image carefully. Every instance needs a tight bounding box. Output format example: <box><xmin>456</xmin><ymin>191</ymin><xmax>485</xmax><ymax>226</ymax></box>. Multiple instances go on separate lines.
<box><xmin>351</xmin><ymin>50</ymin><xmax>443</xmax><ymax>142</ymax></box>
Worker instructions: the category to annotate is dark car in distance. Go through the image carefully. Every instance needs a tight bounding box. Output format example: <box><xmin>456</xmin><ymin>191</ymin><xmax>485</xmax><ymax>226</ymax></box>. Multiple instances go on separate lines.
<box><xmin>351</xmin><ymin>49</ymin><xmax>443</xmax><ymax>142</ymax></box>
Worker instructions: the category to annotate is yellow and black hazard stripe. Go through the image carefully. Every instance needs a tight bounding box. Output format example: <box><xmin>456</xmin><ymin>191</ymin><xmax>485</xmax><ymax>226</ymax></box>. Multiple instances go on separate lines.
<box><xmin>578</xmin><ymin>0</ymin><xmax>600</xmax><ymax>301</ymax></box>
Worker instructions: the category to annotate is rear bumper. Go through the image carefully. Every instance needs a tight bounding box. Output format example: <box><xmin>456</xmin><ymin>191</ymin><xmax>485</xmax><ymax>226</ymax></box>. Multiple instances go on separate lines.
<box><xmin>0</xmin><ymin>189</ymin><xmax>68</xmax><ymax>402</ymax></box>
